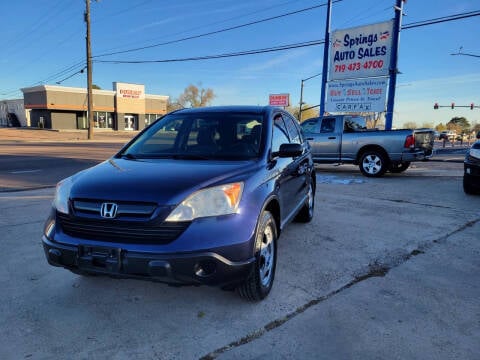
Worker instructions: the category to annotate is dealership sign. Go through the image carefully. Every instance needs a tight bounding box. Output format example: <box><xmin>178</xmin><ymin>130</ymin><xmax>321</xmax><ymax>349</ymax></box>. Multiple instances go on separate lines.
<box><xmin>326</xmin><ymin>78</ymin><xmax>388</xmax><ymax>113</ymax></box>
<box><xmin>114</xmin><ymin>82</ymin><xmax>145</xmax><ymax>100</ymax></box>
<box><xmin>329</xmin><ymin>20</ymin><xmax>394</xmax><ymax>81</ymax></box>
<box><xmin>269</xmin><ymin>94</ymin><xmax>290</xmax><ymax>107</ymax></box>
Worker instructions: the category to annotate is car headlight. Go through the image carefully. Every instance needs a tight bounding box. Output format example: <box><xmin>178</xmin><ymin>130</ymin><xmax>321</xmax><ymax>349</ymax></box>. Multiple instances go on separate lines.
<box><xmin>53</xmin><ymin>177</ymin><xmax>73</xmax><ymax>214</ymax></box>
<box><xmin>166</xmin><ymin>182</ymin><xmax>244</xmax><ymax>222</ymax></box>
<box><xmin>468</xmin><ymin>148</ymin><xmax>480</xmax><ymax>160</ymax></box>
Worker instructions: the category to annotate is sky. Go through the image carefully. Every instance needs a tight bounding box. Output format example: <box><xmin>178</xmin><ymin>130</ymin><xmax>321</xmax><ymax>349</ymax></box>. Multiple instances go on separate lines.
<box><xmin>1</xmin><ymin>0</ymin><xmax>479</xmax><ymax>128</ymax></box>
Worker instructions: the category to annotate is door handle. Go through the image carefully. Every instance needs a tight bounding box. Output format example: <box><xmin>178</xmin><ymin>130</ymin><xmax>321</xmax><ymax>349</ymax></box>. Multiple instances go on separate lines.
<box><xmin>328</xmin><ymin>136</ymin><xmax>336</xmax><ymax>140</ymax></box>
<box><xmin>305</xmin><ymin>137</ymin><xmax>314</xmax><ymax>140</ymax></box>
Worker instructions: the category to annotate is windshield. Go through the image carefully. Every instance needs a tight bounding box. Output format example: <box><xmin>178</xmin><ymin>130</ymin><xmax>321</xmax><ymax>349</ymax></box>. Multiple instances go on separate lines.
<box><xmin>120</xmin><ymin>112</ymin><xmax>264</xmax><ymax>160</ymax></box>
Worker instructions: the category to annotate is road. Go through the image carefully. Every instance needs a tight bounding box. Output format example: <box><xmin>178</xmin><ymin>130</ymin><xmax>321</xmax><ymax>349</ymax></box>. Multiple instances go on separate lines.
<box><xmin>0</xmin><ymin>134</ymin><xmax>479</xmax><ymax>359</ymax></box>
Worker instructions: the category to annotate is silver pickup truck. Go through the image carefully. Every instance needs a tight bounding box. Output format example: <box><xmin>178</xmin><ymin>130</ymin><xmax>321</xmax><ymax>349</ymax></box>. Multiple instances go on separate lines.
<box><xmin>301</xmin><ymin>115</ymin><xmax>434</xmax><ymax>177</ymax></box>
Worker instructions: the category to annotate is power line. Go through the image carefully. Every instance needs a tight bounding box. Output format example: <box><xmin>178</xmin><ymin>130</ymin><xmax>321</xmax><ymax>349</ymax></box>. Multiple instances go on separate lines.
<box><xmin>93</xmin><ymin>1</ymin><xmax>341</xmax><ymax>58</ymax></box>
<box><xmin>4</xmin><ymin>6</ymin><xmax>479</xmax><ymax>99</ymax></box>
<box><xmin>93</xmin><ymin>0</ymin><xmax>300</xmax><ymax>55</ymax></box>
<box><xmin>402</xmin><ymin>10</ymin><xmax>480</xmax><ymax>29</ymax></box>
<box><xmin>94</xmin><ymin>40</ymin><xmax>325</xmax><ymax>64</ymax></box>
<box><xmin>92</xmin><ymin>9</ymin><xmax>480</xmax><ymax>65</ymax></box>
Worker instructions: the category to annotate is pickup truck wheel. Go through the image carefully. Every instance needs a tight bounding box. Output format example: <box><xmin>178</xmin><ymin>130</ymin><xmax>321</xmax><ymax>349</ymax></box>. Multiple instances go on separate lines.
<box><xmin>389</xmin><ymin>161</ymin><xmax>410</xmax><ymax>173</ymax></box>
<box><xmin>294</xmin><ymin>180</ymin><xmax>315</xmax><ymax>223</ymax></box>
<box><xmin>237</xmin><ymin>211</ymin><xmax>277</xmax><ymax>301</ymax></box>
<box><xmin>359</xmin><ymin>151</ymin><xmax>388</xmax><ymax>177</ymax></box>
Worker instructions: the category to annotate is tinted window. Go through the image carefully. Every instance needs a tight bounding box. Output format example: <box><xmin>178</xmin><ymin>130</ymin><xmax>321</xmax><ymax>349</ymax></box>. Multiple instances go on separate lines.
<box><xmin>344</xmin><ymin>116</ymin><xmax>367</xmax><ymax>132</ymax></box>
<box><xmin>272</xmin><ymin>115</ymin><xmax>290</xmax><ymax>152</ymax></box>
<box><xmin>320</xmin><ymin>118</ymin><xmax>336</xmax><ymax>133</ymax></box>
<box><xmin>283</xmin><ymin>113</ymin><xmax>302</xmax><ymax>144</ymax></box>
<box><xmin>301</xmin><ymin>119</ymin><xmax>319</xmax><ymax>133</ymax></box>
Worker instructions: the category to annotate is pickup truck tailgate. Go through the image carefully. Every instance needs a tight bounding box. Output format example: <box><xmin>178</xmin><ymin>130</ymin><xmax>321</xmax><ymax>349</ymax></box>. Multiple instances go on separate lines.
<box><xmin>413</xmin><ymin>130</ymin><xmax>434</xmax><ymax>157</ymax></box>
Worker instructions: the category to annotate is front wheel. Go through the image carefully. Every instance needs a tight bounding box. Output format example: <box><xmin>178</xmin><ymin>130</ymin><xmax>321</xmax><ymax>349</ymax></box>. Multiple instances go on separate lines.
<box><xmin>463</xmin><ymin>176</ymin><xmax>478</xmax><ymax>195</ymax></box>
<box><xmin>295</xmin><ymin>180</ymin><xmax>315</xmax><ymax>223</ymax></box>
<box><xmin>237</xmin><ymin>211</ymin><xmax>277</xmax><ymax>301</ymax></box>
<box><xmin>389</xmin><ymin>161</ymin><xmax>411</xmax><ymax>173</ymax></box>
<box><xmin>359</xmin><ymin>151</ymin><xmax>388</xmax><ymax>177</ymax></box>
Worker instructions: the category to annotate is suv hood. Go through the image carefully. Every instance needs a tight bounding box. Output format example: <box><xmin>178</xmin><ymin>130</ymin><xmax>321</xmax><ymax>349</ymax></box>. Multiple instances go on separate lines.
<box><xmin>69</xmin><ymin>158</ymin><xmax>257</xmax><ymax>204</ymax></box>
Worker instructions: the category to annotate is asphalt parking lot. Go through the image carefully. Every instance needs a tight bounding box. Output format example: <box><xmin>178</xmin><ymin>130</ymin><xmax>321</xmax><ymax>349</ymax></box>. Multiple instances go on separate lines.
<box><xmin>0</xmin><ymin>128</ymin><xmax>479</xmax><ymax>359</ymax></box>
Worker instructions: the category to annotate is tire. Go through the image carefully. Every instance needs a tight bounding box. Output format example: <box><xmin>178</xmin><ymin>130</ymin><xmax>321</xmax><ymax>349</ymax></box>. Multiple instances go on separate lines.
<box><xmin>359</xmin><ymin>151</ymin><xmax>388</xmax><ymax>177</ymax></box>
<box><xmin>237</xmin><ymin>211</ymin><xmax>277</xmax><ymax>301</ymax></box>
<box><xmin>295</xmin><ymin>180</ymin><xmax>315</xmax><ymax>223</ymax></box>
<box><xmin>389</xmin><ymin>161</ymin><xmax>411</xmax><ymax>173</ymax></box>
<box><xmin>463</xmin><ymin>176</ymin><xmax>477</xmax><ymax>195</ymax></box>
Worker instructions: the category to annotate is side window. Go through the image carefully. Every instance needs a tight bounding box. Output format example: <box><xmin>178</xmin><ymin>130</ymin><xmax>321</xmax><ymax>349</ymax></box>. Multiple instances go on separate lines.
<box><xmin>283</xmin><ymin>113</ymin><xmax>301</xmax><ymax>144</ymax></box>
<box><xmin>301</xmin><ymin>119</ymin><xmax>319</xmax><ymax>133</ymax></box>
<box><xmin>272</xmin><ymin>115</ymin><xmax>290</xmax><ymax>152</ymax></box>
<box><xmin>320</xmin><ymin>118</ymin><xmax>336</xmax><ymax>133</ymax></box>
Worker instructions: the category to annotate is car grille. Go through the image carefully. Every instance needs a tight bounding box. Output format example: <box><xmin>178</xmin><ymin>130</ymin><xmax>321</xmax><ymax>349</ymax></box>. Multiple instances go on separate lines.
<box><xmin>57</xmin><ymin>212</ymin><xmax>190</xmax><ymax>244</ymax></box>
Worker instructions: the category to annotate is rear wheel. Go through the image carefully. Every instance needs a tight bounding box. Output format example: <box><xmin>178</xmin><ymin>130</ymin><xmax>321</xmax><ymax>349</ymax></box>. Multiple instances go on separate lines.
<box><xmin>389</xmin><ymin>161</ymin><xmax>411</xmax><ymax>173</ymax></box>
<box><xmin>237</xmin><ymin>211</ymin><xmax>277</xmax><ymax>301</ymax></box>
<box><xmin>359</xmin><ymin>151</ymin><xmax>388</xmax><ymax>177</ymax></box>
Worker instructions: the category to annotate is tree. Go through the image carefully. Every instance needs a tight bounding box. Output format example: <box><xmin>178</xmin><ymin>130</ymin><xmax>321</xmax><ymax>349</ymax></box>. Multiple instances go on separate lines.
<box><xmin>363</xmin><ymin>112</ymin><xmax>384</xmax><ymax>129</ymax></box>
<box><xmin>286</xmin><ymin>105</ymin><xmax>318</xmax><ymax>122</ymax></box>
<box><xmin>447</xmin><ymin>117</ymin><xmax>470</xmax><ymax>134</ymax></box>
<box><xmin>177</xmin><ymin>84</ymin><xmax>215</xmax><ymax>108</ymax></box>
<box><xmin>167</xmin><ymin>97</ymin><xmax>182</xmax><ymax>113</ymax></box>
<box><xmin>421</xmin><ymin>122</ymin><xmax>434</xmax><ymax>129</ymax></box>
<box><xmin>92</xmin><ymin>84</ymin><xmax>101</xmax><ymax>90</ymax></box>
<box><xmin>403</xmin><ymin>121</ymin><xmax>418</xmax><ymax>129</ymax></box>
<box><xmin>435</xmin><ymin>123</ymin><xmax>447</xmax><ymax>131</ymax></box>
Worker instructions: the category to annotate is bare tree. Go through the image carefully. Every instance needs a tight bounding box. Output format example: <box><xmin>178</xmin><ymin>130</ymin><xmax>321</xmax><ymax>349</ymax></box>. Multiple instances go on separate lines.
<box><xmin>403</xmin><ymin>121</ymin><xmax>418</xmax><ymax>129</ymax></box>
<box><xmin>177</xmin><ymin>84</ymin><xmax>215</xmax><ymax>108</ymax></box>
<box><xmin>286</xmin><ymin>105</ymin><xmax>318</xmax><ymax>122</ymax></box>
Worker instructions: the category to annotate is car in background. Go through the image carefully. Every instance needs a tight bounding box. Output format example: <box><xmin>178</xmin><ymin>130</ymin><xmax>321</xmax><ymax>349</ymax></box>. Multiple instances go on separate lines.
<box><xmin>439</xmin><ymin>130</ymin><xmax>456</xmax><ymax>141</ymax></box>
<box><xmin>41</xmin><ymin>106</ymin><xmax>316</xmax><ymax>301</ymax></box>
<box><xmin>464</xmin><ymin>140</ymin><xmax>480</xmax><ymax>194</ymax></box>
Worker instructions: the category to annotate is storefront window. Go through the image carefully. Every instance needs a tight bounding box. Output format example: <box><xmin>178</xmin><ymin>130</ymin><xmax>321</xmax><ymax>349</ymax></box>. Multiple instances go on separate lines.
<box><xmin>94</xmin><ymin>112</ymin><xmax>114</xmax><ymax>128</ymax></box>
<box><xmin>144</xmin><ymin>113</ymin><xmax>159</xmax><ymax>126</ymax></box>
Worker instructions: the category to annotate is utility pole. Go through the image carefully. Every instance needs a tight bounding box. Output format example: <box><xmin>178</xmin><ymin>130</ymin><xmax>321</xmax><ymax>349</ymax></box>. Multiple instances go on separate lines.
<box><xmin>319</xmin><ymin>0</ymin><xmax>332</xmax><ymax>117</ymax></box>
<box><xmin>85</xmin><ymin>0</ymin><xmax>94</xmax><ymax>139</ymax></box>
<box><xmin>385</xmin><ymin>0</ymin><xmax>404</xmax><ymax>130</ymax></box>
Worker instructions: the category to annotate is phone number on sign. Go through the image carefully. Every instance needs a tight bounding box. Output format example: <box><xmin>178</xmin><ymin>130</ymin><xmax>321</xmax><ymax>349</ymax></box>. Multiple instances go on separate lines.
<box><xmin>334</xmin><ymin>60</ymin><xmax>384</xmax><ymax>73</ymax></box>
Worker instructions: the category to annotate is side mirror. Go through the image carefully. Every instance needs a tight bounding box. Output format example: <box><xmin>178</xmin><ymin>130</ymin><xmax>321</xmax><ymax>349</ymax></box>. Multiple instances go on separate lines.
<box><xmin>274</xmin><ymin>143</ymin><xmax>303</xmax><ymax>158</ymax></box>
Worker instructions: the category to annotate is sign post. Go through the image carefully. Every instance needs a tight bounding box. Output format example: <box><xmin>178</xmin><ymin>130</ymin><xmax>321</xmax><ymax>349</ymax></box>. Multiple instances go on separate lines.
<box><xmin>385</xmin><ymin>0</ymin><xmax>404</xmax><ymax>130</ymax></box>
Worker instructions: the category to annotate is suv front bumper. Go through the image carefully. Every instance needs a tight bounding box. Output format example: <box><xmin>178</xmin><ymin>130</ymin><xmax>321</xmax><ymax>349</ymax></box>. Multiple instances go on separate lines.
<box><xmin>42</xmin><ymin>236</ymin><xmax>254</xmax><ymax>286</ymax></box>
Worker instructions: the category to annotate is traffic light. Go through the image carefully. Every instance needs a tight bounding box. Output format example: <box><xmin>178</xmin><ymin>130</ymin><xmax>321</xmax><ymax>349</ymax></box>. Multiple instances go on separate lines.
<box><xmin>471</xmin><ymin>103</ymin><xmax>474</xmax><ymax>110</ymax></box>
<box><xmin>451</xmin><ymin>102</ymin><xmax>455</xmax><ymax>109</ymax></box>
<box><xmin>434</xmin><ymin>103</ymin><xmax>439</xmax><ymax>110</ymax></box>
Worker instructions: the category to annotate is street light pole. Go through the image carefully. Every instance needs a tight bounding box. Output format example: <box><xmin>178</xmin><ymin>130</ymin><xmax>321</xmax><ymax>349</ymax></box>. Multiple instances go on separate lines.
<box><xmin>85</xmin><ymin>0</ymin><xmax>94</xmax><ymax>140</ymax></box>
<box><xmin>299</xmin><ymin>72</ymin><xmax>322</xmax><ymax>121</ymax></box>
<box><xmin>299</xmin><ymin>80</ymin><xmax>304</xmax><ymax>121</ymax></box>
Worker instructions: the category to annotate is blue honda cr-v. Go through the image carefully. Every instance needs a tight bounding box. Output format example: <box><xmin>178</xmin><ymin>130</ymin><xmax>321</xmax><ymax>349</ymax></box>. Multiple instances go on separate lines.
<box><xmin>42</xmin><ymin>106</ymin><xmax>316</xmax><ymax>300</ymax></box>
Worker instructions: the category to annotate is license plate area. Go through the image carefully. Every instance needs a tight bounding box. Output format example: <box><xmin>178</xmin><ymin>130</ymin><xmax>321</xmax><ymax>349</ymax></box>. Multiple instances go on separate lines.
<box><xmin>78</xmin><ymin>246</ymin><xmax>122</xmax><ymax>272</ymax></box>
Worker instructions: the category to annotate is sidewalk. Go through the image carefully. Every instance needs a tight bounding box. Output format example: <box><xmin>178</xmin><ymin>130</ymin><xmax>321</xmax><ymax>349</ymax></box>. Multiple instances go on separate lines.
<box><xmin>0</xmin><ymin>127</ymin><xmax>138</xmax><ymax>143</ymax></box>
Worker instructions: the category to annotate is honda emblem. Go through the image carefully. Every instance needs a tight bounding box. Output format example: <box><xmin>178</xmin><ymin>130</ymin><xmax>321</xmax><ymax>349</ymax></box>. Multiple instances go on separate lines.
<box><xmin>100</xmin><ymin>203</ymin><xmax>118</xmax><ymax>219</ymax></box>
